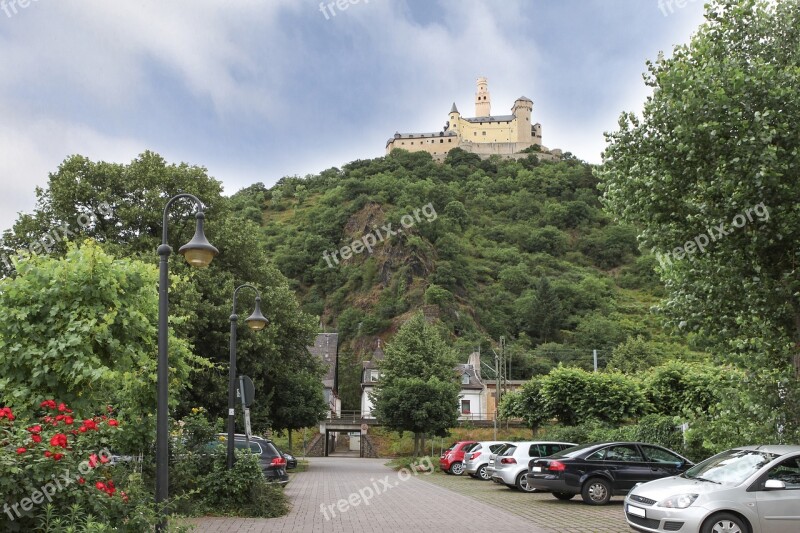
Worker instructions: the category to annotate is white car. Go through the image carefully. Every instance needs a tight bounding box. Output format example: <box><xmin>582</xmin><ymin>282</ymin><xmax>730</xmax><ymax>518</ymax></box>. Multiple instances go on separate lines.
<box><xmin>625</xmin><ymin>445</ymin><xmax>800</xmax><ymax>533</ymax></box>
<box><xmin>491</xmin><ymin>441</ymin><xmax>576</xmax><ymax>492</ymax></box>
<box><xmin>464</xmin><ymin>441</ymin><xmax>512</xmax><ymax>480</ymax></box>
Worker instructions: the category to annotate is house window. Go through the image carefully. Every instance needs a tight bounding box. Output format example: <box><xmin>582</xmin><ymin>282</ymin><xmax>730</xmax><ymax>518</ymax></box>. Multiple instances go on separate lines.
<box><xmin>482</xmin><ymin>131</ymin><xmax>486</xmax><ymax>136</ymax></box>
<box><xmin>461</xmin><ymin>400</ymin><xmax>471</xmax><ymax>414</ymax></box>
<box><xmin>440</xmin><ymin>139</ymin><xmax>443</xmax><ymax>143</ymax></box>
<box><xmin>448</xmin><ymin>139</ymin><xmax>452</xmax><ymax>142</ymax></box>
<box><xmin>461</xmin><ymin>373</ymin><xmax>470</xmax><ymax>385</ymax></box>
<box><xmin>370</xmin><ymin>370</ymin><xmax>379</xmax><ymax>382</ymax></box>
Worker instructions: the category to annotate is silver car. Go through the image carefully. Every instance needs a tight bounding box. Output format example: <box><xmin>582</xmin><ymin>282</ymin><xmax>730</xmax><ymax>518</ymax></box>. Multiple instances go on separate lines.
<box><xmin>486</xmin><ymin>442</ymin><xmax>514</xmax><ymax>482</ymax></box>
<box><xmin>624</xmin><ymin>445</ymin><xmax>800</xmax><ymax>533</ymax></box>
<box><xmin>491</xmin><ymin>441</ymin><xmax>576</xmax><ymax>492</ymax></box>
<box><xmin>464</xmin><ymin>441</ymin><xmax>511</xmax><ymax>480</ymax></box>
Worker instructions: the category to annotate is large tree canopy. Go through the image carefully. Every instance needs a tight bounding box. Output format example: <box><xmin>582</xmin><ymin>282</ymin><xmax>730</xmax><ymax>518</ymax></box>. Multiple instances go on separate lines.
<box><xmin>0</xmin><ymin>152</ymin><xmax>321</xmax><ymax>430</ymax></box>
<box><xmin>597</xmin><ymin>0</ymin><xmax>800</xmax><ymax>436</ymax></box>
<box><xmin>372</xmin><ymin>312</ymin><xmax>459</xmax><ymax>454</ymax></box>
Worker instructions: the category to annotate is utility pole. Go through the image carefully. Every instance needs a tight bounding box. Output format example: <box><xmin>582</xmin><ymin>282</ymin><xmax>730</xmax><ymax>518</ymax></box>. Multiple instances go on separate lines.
<box><xmin>593</xmin><ymin>349</ymin><xmax>598</xmax><ymax>372</ymax></box>
<box><xmin>494</xmin><ymin>350</ymin><xmax>499</xmax><ymax>440</ymax></box>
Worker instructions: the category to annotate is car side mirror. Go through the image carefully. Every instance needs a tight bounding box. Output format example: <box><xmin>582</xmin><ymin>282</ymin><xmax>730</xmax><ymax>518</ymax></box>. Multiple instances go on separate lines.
<box><xmin>764</xmin><ymin>479</ymin><xmax>786</xmax><ymax>490</ymax></box>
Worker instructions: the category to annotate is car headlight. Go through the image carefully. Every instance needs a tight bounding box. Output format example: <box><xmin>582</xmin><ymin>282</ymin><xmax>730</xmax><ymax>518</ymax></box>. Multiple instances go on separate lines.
<box><xmin>657</xmin><ymin>493</ymin><xmax>699</xmax><ymax>509</ymax></box>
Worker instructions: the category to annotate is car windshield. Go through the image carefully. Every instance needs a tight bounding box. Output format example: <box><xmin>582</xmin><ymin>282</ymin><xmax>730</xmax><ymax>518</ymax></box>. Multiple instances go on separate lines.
<box><xmin>683</xmin><ymin>449</ymin><xmax>777</xmax><ymax>486</ymax></box>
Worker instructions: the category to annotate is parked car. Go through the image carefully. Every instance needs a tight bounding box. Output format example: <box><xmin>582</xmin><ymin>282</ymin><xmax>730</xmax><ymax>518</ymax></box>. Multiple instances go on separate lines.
<box><xmin>440</xmin><ymin>440</ymin><xmax>478</xmax><ymax>475</ymax></box>
<box><xmin>213</xmin><ymin>433</ymin><xmax>289</xmax><ymax>484</ymax></box>
<box><xmin>465</xmin><ymin>441</ymin><xmax>512</xmax><ymax>480</ymax></box>
<box><xmin>624</xmin><ymin>445</ymin><xmax>800</xmax><ymax>533</ymax></box>
<box><xmin>486</xmin><ymin>442</ymin><xmax>514</xmax><ymax>483</ymax></box>
<box><xmin>528</xmin><ymin>442</ymin><xmax>693</xmax><ymax>505</ymax></box>
<box><xmin>280</xmin><ymin>450</ymin><xmax>298</xmax><ymax>469</ymax></box>
<box><xmin>492</xmin><ymin>441</ymin><xmax>576</xmax><ymax>491</ymax></box>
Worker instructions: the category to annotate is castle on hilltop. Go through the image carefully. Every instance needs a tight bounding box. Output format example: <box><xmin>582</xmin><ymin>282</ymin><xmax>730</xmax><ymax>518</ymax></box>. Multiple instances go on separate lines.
<box><xmin>386</xmin><ymin>77</ymin><xmax>560</xmax><ymax>161</ymax></box>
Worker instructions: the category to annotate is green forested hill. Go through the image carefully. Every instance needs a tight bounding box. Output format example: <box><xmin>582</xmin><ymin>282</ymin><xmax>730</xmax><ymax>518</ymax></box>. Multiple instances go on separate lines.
<box><xmin>231</xmin><ymin>148</ymin><xmax>698</xmax><ymax>409</ymax></box>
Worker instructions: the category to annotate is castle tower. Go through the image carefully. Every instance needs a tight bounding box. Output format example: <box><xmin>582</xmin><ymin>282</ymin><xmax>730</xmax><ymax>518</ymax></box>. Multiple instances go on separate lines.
<box><xmin>512</xmin><ymin>96</ymin><xmax>533</xmax><ymax>143</ymax></box>
<box><xmin>475</xmin><ymin>77</ymin><xmax>491</xmax><ymax>116</ymax></box>
<box><xmin>448</xmin><ymin>102</ymin><xmax>460</xmax><ymax>133</ymax></box>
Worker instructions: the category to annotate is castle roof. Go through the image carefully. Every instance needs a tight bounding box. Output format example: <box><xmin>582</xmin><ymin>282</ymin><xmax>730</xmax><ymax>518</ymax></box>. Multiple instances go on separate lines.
<box><xmin>464</xmin><ymin>115</ymin><xmax>515</xmax><ymax>123</ymax></box>
<box><xmin>516</xmin><ymin>96</ymin><xmax>533</xmax><ymax>103</ymax></box>
<box><xmin>450</xmin><ymin>102</ymin><xmax>459</xmax><ymax>114</ymax></box>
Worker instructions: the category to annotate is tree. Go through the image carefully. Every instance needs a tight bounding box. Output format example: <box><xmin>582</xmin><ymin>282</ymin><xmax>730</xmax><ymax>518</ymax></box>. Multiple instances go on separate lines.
<box><xmin>498</xmin><ymin>376</ymin><xmax>551</xmax><ymax>435</ymax></box>
<box><xmin>515</xmin><ymin>277</ymin><xmax>564</xmax><ymax>343</ymax></box>
<box><xmin>597</xmin><ymin>0</ymin><xmax>800</xmax><ymax>435</ymax></box>
<box><xmin>606</xmin><ymin>335</ymin><xmax>665</xmax><ymax>374</ymax></box>
<box><xmin>270</xmin><ymin>369</ymin><xmax>328</xmax><ymax>450</ymax></box>
<box><xmin>0</xmin><ymin>152</ymin><xmax>319</xmax><ymax>430</ymax></box>
<box><xmin>0</xmin><ymin>241</ymin><xmax>198</xmax><ymax>450</ymax></box>
<box><xmin>372</xmin><ymin>312</ymin><xmax>459</xmax><ymax>455</ymax></box>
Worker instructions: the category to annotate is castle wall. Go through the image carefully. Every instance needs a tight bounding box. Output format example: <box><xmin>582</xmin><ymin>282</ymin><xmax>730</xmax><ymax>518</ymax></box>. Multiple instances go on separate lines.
<box><xmin>386</xmin><ymin>134</ymin><xmax>457</xmax><ymax>156</ymax></box>
<box><xmin>457</xmin><ymin>117</ymin><xmax>517</xmax><ymax>143</ymax></box>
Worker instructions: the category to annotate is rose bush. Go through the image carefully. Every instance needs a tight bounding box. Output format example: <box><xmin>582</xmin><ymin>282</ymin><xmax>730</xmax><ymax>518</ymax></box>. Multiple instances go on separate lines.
<box><xmin>0</xmin><ymin>401</ymin><xmax>148</xmax><ymax>532</ymax></box>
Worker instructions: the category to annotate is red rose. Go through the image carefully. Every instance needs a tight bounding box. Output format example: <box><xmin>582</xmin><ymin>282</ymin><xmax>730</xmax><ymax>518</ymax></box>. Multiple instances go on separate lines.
<box><xmin>79</xmin><ymin>426</ymin><xmax>87</xmax><ymax>433</ymax></box>
<box><xmin>16</xmin><ymin>447</ymin><xmax>26</xmax><ymax>454</ymax></box>
<box><xmin>49</xmin><ymin>433</ymin><xmax>68</xmax><ymax>448</ymax></box>
<box><xmin>100</xmin><ymin>455</ymin><xmax>110</xmax><ymax>464</ymax></box>
<box><xmin>44</xmin><ymin>451</ymin><xmax>52</xmax><ymax>458</ymax></box>
<box><xmin>64</xmin><ymin>416</ymin><xmax>74</xmax><ymax>425</ymax></box>
<box><xmin>78</xmin><ymin>477</ymin><xmax>85</xmax><ymax>485</ymax></box>
<box><xmin>27</xmin><ymin>425</ymin><xmax>42</xmax><ymax>433</ymax></box>
<box><xmin>108</xmin><ymin>419</ymin><xmax>119</xmax><ymax>427</ymax></box>
<box><xmin>88</xmin><ymin>454</ymin><xmax>98</xmax><ymax>468</ymax></box>
<box><xmin>95</xmin><ymin>482</ymin><xmax>106</xmax><ymax>490</ymax></box>
<box><xmin>53</xmin><ymin>453</ymin><xmax>64</xmax><ymax>461</ymax></box>
<box><xmin>31</xmin><ymin>434</ymin><xmax>42</xmax><ymax>443</ymax></box>
<box><xmin>57</xmin><ymin>403</ymin><xmax>67</xmax><ymax>412</ymax></box>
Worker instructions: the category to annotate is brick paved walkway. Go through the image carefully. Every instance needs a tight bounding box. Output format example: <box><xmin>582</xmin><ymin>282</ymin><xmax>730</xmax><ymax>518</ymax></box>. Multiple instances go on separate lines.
<box><xmin>190</xmin><ymin>457</ymin><xmax>550</xmax><ymax>533</ymax></box>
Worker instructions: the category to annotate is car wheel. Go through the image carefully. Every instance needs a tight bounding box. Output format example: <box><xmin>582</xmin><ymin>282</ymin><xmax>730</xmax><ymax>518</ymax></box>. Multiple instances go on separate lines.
<box><xmin>552</xmin><ymin>492</ymin><xmax>575</xmax><ymax>500</ymax></box>
<box><xmin>477</xmin><ymin>465</ymin><xmax>490</xmax><ymax>480</ymax></box>
<box><xmin>515</xmin><ymin>472</ymin><xmax>536</xmax><ymax>492</ymax></box>
<box><xmin>581</xmin><ymin>478</ymin><xmax>612</xmax><ymax>505</ymax></box>
<box><xmin>701</xmin><ymin>513</ymin><xmax>749</xmax><ymax>533</ymax></box>
<box><xmin>450</xmin><ymin>462</ymin><xmax>465</xmax><ymax>475</ymax></box>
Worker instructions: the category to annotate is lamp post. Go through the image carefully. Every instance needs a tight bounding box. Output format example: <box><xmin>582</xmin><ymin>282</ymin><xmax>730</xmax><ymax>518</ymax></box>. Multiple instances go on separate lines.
<box><xmin>227</xmin><ymin>284</ymin><xmax>269</xmax><ymax>469</ymax></box>
<box><xmin>156</xmin><ymin>194</ymin><xmax>218</xmax><ymax>531</ymax></box>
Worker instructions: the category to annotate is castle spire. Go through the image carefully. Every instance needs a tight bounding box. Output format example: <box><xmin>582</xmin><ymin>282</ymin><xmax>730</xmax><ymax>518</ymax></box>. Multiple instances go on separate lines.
<box><xmin>450</xmin><ymin>102</ymin><xmax>459</xmax><ymax>114</ymax></box>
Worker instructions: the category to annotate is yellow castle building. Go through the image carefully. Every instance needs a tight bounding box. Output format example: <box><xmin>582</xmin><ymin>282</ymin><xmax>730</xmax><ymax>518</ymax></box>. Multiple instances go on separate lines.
<box><xmin>386</xmin><ymin>77</ymin><xmax>556</xmax><ymax>160</ymax></box>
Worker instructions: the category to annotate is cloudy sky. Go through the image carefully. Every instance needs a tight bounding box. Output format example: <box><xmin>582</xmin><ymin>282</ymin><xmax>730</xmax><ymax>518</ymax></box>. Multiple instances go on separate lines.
<box><xmin>0</xmin><ymin>0</ymin><xmax>706</xmax><ymax>231</ymax></box>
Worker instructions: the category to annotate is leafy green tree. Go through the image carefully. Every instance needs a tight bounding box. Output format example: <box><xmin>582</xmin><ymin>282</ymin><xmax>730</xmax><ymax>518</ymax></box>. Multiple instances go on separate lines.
<box><xmin>498</xmin><ymin>376</ymin><xmax>551</xmax><ymax>434</ymax></box>
<box><xmin>372</xmin><ymin>312</ymin><xmax>459</xmax><ymax>455</ymax></box>
<box><xmin>597</xmin><ymin>0</ymin><xmax>800</xmax><ymax>434</ymax></box>
<box><xmin>0</xmin><ymin>241</ymin><xmax>198</xmax><ymax>450</ymax></box>
<box><xmin>0</xmin><ymin>152</ymin><xmax>319</xmax><ymax>430</ymax></box>
<box><xmin>270</xmin><ymin>369</ymin><xmax>328</xmax><ymax>450</ymax></box>
<box><xmin>606</xmin><ymin>335</ymin><xmax>665</xmax><ymax>374</ymax></box>
<box><xmin>515</xmin><ymin>277</ymin><xmax>564</xmax><ymax>343</ymax></box>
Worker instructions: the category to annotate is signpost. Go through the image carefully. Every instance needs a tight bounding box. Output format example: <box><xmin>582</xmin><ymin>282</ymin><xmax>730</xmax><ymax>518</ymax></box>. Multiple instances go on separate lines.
<box><xmin>237</xmin><ymin>375</ymin><xmax>255</xmax><ymax>442</ymax></box>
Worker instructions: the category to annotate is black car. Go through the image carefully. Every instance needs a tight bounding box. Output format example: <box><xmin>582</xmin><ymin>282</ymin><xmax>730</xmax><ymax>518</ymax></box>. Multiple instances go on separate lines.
<box><xmin>527</xmin><ymin>442</ymin><xmax>693</xmax><ymax>505</ymax></box>
<box><xmin>280</xmin><ymin>450</ymin><xmax>298</xmax><ymax>469</ymax></box>
<box><xmin>215</xmin><ymin>433</ymin><xmax>289</xmax><ymax>484</ymax></box>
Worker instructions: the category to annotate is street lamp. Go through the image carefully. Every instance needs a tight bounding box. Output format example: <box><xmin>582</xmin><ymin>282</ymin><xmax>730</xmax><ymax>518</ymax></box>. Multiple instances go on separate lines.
<box><xmin>227</xmin><ymin>284</ymin><xmax>269</xmax><ymax>469</ymax></box>
<box><xmin>156</xmin><ymin>194</ymin><xmax>218</xmax><ymax>531</ymax></box>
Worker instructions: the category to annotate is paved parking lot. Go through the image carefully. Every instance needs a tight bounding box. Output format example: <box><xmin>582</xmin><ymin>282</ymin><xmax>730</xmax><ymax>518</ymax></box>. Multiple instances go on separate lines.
<box><xmin>421</xmin><ymin>469</ymin><xmax>630</xmax><ymax>533</ymax></box>
<box><xmin>191</xmin><ymin>457</ymin><xmax>629</xmax><ymax>533</ymax></box>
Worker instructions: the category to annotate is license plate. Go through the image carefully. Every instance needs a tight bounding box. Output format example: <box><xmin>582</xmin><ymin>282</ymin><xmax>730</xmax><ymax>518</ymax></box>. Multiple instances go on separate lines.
<box><xmin>627</xmin><ymin>504</ymin><xmax>646</xmax><ymax>518</ymax></box>
<box><xmin>532</xmin><ymin>466</ymin><xmax>542</xmax><ymax>472</ymax></box>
